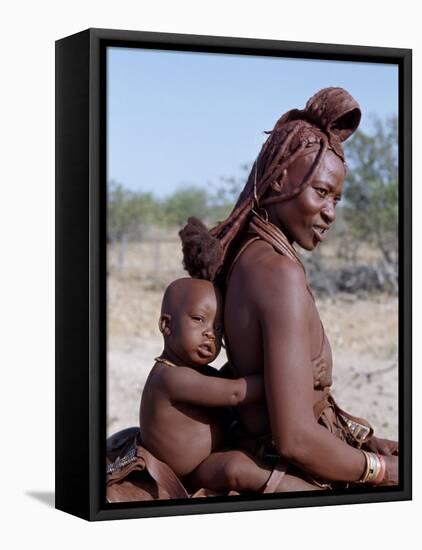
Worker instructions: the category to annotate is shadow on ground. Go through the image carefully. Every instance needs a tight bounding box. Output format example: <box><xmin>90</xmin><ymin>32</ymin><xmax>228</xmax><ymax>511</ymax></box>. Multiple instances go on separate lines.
<box><xmin>26</xmin><ymin>491</ymin><xmax>55</xmax><ymax>508</ymax></box>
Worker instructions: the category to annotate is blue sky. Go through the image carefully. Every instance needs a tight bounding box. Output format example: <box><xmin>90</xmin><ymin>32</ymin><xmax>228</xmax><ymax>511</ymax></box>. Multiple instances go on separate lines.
<box><xmin>107</xmin><ymin>47</ymin><xmax>398</xmax><ymax>198</ymax></box>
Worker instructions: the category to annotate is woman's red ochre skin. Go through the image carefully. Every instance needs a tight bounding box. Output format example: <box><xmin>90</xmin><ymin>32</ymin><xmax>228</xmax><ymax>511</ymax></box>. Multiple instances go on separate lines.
<box><xmin>223</xmin><ymin>150</ymin><xmax>399</xmax><ymax>486</ymax></box>
<box><xmin>266</xmin><ymin>150</ymin><xmax>344</xmax><ymax>251</ymax></box>
<box><xmin>140</xmin><ymin>278</ymin><xmax>323</xmax><ymax>493</ymax></box>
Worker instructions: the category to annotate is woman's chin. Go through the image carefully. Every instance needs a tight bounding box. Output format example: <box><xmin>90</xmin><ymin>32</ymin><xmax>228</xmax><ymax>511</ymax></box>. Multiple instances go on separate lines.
<box><xmin>297</xmin><ymin>238</ymin><xmax>318</xmax><ymax>252</ymax></box>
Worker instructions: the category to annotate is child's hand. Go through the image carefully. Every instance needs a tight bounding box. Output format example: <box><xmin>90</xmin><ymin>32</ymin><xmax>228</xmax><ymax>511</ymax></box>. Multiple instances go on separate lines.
<box><xmin>312</xmin><ymin>357</ymin><xmax>329</xmax><ymax>389</ymax></box>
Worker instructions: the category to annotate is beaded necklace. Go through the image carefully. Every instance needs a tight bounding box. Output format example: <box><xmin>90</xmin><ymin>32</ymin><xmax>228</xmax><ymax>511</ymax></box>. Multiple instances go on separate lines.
<box><xmin>154</xmin><ymin>356</ymin><xmax>180</xmax><ymax>368</ymax></box>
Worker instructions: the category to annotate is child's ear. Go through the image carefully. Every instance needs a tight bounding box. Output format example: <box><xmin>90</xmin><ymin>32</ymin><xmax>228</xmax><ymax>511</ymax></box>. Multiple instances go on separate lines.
<box><xmin>269</xmin><ymin>169</ymin><xmax>287</xmax><ymax>194</ymax></box>
<box><xmin>159</xmin><ymin>314</ymin><xmax>171</xmax><ymax>336</ymax></box>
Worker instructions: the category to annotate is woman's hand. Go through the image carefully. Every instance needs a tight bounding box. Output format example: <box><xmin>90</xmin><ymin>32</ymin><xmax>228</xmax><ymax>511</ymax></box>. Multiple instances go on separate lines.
<box><xmin>363</xmin><ymin>436</ymin><xmax>399</xmax><ymax>456</ymax></box>
<box><xmin>378</xmin><ymin>454</ymin><xmax>399</xmax><ymax>485</ymax></box>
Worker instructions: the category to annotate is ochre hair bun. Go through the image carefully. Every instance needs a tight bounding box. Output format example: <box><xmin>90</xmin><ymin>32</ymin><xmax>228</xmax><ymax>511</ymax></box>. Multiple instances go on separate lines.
<box><xmin>179</xmin><ymin>217</ymin><xmax>223</xmax><ymax>281</ymax></box>
<box><xmin>304</xmin><ymin>87</ymin><xmax>361</xmax><ymax>143</ymax></box>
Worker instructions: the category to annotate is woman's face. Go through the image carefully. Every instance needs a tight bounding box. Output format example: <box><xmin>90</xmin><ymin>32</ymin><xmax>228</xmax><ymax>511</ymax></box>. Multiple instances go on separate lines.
<box><xmin>266</xmin><ymin>150</ymin><xmax>345</xmax><ymax>251</ymax></box>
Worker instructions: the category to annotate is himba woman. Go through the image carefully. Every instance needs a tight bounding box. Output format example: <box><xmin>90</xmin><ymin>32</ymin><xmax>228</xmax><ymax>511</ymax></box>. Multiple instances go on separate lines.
<box><xmin>179</xmin><ymin>87</ymin><xmax>399</xmax><ymax>491</ymax></box>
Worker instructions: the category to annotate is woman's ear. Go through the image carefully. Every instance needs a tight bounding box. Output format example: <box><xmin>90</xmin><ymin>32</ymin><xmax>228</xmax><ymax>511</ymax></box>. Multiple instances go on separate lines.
<box><xmin>158</xmin><ymin>314</ymin><xmax>172</xmax><ymax>336</ymax></box>
<box><xmin>269</xmin><ymin>169</ymin><xmax>287</xmax><ymax>194</ymax></box>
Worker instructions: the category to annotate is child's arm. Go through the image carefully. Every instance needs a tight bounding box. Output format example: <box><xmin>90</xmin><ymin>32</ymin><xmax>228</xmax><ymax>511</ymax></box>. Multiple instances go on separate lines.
<box><xmin>159</xmin><ymin>366</ymin><xmax>264</xmax><ymax>407</ymax></box>
<box><xmin>216</xmin><ymin>363</ymin><xmax>264</xmax><ymax>404</ymax></box>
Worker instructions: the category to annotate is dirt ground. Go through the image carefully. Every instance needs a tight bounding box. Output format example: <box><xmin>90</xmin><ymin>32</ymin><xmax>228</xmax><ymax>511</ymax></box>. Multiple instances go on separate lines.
<box><xmin>107</xmin><ymin>241</ymin><xmax>399</xmax><ymax>442</ymax></box>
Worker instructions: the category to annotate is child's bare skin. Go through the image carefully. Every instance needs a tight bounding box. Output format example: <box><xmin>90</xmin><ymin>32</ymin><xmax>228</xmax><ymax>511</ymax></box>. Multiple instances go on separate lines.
<box><xmin>140</xmin><ymin>278</ymin><xmax>322</xmax><ymax>494</ymax></box>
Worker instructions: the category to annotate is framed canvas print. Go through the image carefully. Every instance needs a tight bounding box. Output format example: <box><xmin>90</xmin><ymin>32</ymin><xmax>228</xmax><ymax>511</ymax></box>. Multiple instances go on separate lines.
<box><xmin>55</xmin><ymin>28</ymin><xmax>412</xmax><ymax>521</ymax></box>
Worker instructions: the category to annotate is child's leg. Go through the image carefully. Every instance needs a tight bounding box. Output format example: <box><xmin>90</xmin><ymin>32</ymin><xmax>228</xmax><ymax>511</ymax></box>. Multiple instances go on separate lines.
<box><xmin>188</xmin><ymin>450</ymin><xmax>270</xmax><ymax>493</ymax></box>
<box><xmin>187</xmin><ymin>450</ymin><xmax>323</xmax><ymax>493</ymax></box>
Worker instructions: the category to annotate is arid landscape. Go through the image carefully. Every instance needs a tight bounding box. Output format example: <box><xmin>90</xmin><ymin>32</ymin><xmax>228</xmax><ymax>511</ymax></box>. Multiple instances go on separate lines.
<box><xmin>107</xmin><ymin>239</ymin><xmax>399</xmax><ymax>442</ymax></box>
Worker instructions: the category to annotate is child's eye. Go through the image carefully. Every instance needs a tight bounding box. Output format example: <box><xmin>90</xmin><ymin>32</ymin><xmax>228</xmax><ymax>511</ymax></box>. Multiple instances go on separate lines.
<box><xmin>316</xmin><ymin>188</ymin><xmax>328</xmax><ymax>198</ymax></box>
<box><xmin>191</xmin><ymin>315</ymin><xmax>203</xmax><ymax>322</ymax></box>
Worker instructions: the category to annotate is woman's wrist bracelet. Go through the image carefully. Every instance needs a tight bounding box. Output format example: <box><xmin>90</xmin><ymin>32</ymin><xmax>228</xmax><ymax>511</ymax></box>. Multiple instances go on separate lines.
<box><xmin>374</xmin><ymin>454</ymin><xmax>386</xmax><ymax>484</ymax></box>
<box><xmin>359</xmin><ymin>451</ymin><xmax>385</xmax><ymax>484</ymax></box>
<box><xmin>359</xmin><ymin>450</ymin><xmax>371</xmax><ymax>482</ymax></box>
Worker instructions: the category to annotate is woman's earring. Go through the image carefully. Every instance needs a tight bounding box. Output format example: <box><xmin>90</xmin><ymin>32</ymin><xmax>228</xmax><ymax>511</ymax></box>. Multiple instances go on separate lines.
<box><xmin>252</xmin><ymin>206</ymin><xmax>268</xmax><ymax>223</ymax></box>
<box><xmin>258</xmin><ymin>207</ymin><xmax>269</xmax><ymax>222</ymax></box>
<box><xmin>251</xmin><ymin>205</ymin><xmax>269</xmax><ymax>222</ymax></box>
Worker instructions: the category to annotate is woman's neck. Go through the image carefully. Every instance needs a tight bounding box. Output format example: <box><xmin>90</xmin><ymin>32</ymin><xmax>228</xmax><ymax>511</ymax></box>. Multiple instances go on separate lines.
<box><xmin>259</xmin><ymin>209</ymin><xmax>294</xmax><ymax>245</ymax></box>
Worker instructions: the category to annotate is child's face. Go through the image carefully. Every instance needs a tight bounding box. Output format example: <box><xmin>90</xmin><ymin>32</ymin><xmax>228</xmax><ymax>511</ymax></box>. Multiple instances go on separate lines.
<box><xmin>165</xmin><ymin>284</ymin><xmax>223</xmax><ymax>367</ymax></box>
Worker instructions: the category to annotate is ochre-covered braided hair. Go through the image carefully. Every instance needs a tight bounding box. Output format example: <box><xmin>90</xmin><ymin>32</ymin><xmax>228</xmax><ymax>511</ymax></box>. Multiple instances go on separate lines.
<box><xmin>179</xmin><ymin>87</ymin><xmax>361</xmax><ymax>281</ymax></box>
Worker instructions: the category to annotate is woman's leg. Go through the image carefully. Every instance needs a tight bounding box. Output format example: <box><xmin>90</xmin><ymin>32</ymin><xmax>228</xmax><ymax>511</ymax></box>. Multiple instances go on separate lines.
<box><xmin>187</xmin><ymin>450</ymin><xmax>324</xmax><ymax>493</ymax></box>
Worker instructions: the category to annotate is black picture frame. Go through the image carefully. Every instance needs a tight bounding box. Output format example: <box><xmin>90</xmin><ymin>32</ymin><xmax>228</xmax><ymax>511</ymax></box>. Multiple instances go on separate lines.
<box><xmin>55</xmin><ymin>27</ymin><xmax>412</xmax><ymax>521</ymax></box>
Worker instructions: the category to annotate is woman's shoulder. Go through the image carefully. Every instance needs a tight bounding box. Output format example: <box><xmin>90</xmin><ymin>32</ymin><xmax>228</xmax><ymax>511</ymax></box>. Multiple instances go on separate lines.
<box><xmin>236</xmin><ymin>239</ymin><xmax>306</xmax><ymax>287</ymax></box>
<box><xmin>231</xmin><ymin>241</ymin><xmax>309</xmax><ymax>315</ymax></box>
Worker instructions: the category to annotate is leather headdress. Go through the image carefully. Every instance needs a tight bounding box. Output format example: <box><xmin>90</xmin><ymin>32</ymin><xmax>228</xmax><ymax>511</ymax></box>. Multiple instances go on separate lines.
<box><xmin>271</xmin><ymin>86</ymin><xmax>361</xmax><ymax>161</ymax></box>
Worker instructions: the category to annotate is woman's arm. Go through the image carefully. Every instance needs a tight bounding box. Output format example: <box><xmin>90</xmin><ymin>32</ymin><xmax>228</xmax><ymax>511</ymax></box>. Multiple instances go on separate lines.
<box><xmin>254</xmin><ymin>255</ymin><xmax>397</xmax><ymax>483</ymax></box>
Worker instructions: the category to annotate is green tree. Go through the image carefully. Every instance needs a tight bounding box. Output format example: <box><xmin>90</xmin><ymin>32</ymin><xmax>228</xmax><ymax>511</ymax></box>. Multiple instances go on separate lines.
<box><xmin>108</xmin><ymin>180</ymin><xmax>158</xmax><ymax>269</ymax></box>
<box><xmin>162</xmin><ymin>185</ymin><xmax>209</xmax><ymax>227</ymax></box>
<box><xmin>343</xmin><ymin>116</ymin><xmax>398</xmax><ymax>265</ymax></box>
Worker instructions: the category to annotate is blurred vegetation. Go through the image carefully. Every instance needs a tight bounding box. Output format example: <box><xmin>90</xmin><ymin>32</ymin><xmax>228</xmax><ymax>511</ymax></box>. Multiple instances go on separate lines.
<box><xmin>107</xmin><ymin>166</ymin><xmax>248</xmax><ymax>259</ymax></box>
<box><xmin>108</xmin><ymin>116</ymin><xmax>398</xmax><ymax>291</ymax></box>
<box><xmin>343</xmin><ymin>116</ymin><xmax>398</xmax><ymax>265</ymax></box>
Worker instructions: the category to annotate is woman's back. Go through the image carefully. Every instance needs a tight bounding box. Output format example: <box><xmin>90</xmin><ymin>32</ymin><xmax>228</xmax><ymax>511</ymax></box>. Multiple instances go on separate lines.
<box><xmin>224</xmin><ymin>237</ymin><xmax>333</xmax><ymax>438</ymax></box>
